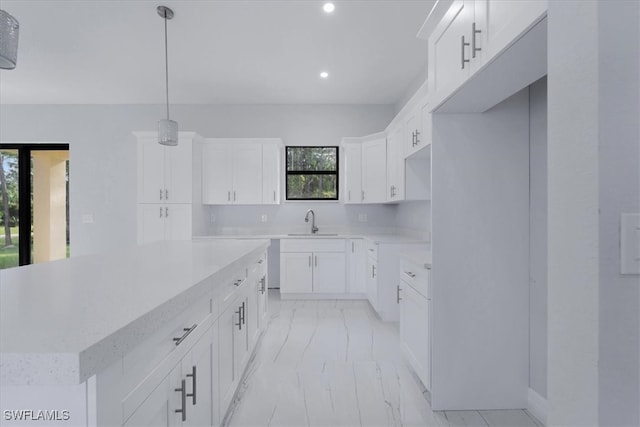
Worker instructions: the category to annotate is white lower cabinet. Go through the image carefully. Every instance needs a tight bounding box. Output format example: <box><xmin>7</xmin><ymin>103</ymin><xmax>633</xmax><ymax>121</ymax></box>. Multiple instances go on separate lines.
<box><xmin>399</xmin><ymin>256</ymin><xmax>431</xmax><ymax>392</ymax></box>
<box><xmin>347</xmin><ymin>239</ymin><xmax>366</xmax><ymax>294</ymax></box>
<box><xmin>280</xmin><ymin>239</ymin><xmax>346</xmax><ymax>296</ymax></box>
<box><xmin>98</xmin><ymin>252</ymin><xmax>268</xmax><ymax>427</ymax></box>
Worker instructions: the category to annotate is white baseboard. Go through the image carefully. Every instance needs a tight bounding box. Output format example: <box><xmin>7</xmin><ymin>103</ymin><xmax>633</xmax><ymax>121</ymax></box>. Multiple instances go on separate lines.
<box><xmin>527</xmin><ymin>388</ymin><xmax>548</xmax><ymax>426</ymax></box>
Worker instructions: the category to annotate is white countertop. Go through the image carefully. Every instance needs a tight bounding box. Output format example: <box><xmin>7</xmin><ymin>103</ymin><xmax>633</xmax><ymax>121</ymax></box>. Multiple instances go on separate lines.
<box><xmin>194</xmin><ymin>232</ymin><xmax>429</xmax><ymax>244</ymax></box>
<box><xmin>0</xmin><ymin>239</ymin><xmax>269</xmax><ymax>386</ymax></box>
<box><xmin>401</xmin><ymin>249</ymin><xmax>432</xmax><ymax>269</ymax></box>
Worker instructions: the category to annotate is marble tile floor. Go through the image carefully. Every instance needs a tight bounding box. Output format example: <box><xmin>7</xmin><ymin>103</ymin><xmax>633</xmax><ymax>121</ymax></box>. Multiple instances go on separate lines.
<box><xmin>226</xmin><ymin>290</ymin><xmax>542</xmax><ymax>427</ymax></box>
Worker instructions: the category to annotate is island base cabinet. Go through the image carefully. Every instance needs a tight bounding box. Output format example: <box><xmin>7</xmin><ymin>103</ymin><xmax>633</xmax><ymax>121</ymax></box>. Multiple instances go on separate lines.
<box><xmin>400</xmin><ymin>284</ymin><xmax>431</xmax><ymax>391</ymax></box>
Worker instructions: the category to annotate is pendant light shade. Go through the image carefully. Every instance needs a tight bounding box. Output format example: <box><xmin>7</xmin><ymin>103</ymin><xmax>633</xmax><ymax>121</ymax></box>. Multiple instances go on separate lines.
<box><xmin>0</xmin><ymin>9</ymin><xmax>19</xmax><ymax>70</ymax></box>
<box><xmin>157</xmin><ymin>6</ymin><xmax>178</xmax><ymax>146</ymax></box>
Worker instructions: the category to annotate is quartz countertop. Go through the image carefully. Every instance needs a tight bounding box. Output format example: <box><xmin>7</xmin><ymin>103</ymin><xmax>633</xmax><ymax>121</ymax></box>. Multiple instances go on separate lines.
<box><xmin>0</xmin><ymin>239</ymin><xmax>269</xmax><ymax>386</ymax></box>
<box><xmin>194</xmin><ymin>232</ymin><xmax>429</xmax><ymax>244</ymax></box>
<box><xmin>401</xmin><ymin>249</ymin><xmax>432</xmax><ymax>269</ymax></box>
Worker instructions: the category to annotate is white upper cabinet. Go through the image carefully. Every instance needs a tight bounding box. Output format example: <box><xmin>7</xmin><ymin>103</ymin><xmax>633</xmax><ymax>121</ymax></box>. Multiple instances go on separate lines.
<box><xmin>342</xmin><ymin>141</ymin><xmax>363</xmax><ymax>204</ymax></box>
<box><xmin>137</xmin><ymin>134</ymin><xmax>193</xmax><ymax>204</ymax></box>
<box><xmin>203</xmin><ymin>139</ymin><xmax>282</xmax><ymax>205</ymax></box>
<box><xmin>262</xmin><ymin>142</ymin><xmax>282</xmax><ymax>204</ymax></box>
<box><xmin>405</xmin><ymin>100</ymin><xmax>433</xmax><ymax>158</ymax></box>
<box><xmin>429</xmin><ymin>0</ymin><xmax>478</xmax><ymax>106</ymax></box>
<box><xmin>361</xmin><ymin>136</ymin><xmax>387</xmax><ymax>204</ymax></box>
<box><xmin>386</xmin><ymin>125</ymin><xmax>405</xmax><ymax>202</ymax></box>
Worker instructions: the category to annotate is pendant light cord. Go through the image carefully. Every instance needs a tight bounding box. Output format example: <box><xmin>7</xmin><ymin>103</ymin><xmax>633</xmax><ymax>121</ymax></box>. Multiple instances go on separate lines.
<box><xmin>163</xmin><ymin>11</ymin><xmax>170</xmax><ymax>120</ymax></box>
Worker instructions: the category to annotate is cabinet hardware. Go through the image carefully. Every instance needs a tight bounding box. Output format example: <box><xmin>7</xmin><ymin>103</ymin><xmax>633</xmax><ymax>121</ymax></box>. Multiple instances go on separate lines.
<box><xmin>241</xmin><ymin>301</ymin><xmax>246</xmax><ymax>325</ymax></box>
<box><xmin>160</xmin><ymin>189</ymin><xmax>163</xmax><ymax>200</ymax></box>
<box><xmin>235</xmin><ymin>307</ymin><xmax>242</xmax><ymax>330</ymax></box>
<box><xmin>159</xmin><ymin>206</ymin><xmax>163</xmax><ymax>218</ymax></box>
<box><xmin>314</xmin><ymin>256</ymin><xmax>318</xmax><ymax>267</ymax></box>
<box><xmin>233</xmin><ymin>278</ymin><xmax>243</xmax><ymax>287</ymax></box>
<box><xmin>472</xmin><ymin>22</ymin><xmax>482</xmax><ymax>58</ymax></box>
<box><xmin>165</xmin><ymin>207</ymin><xmax>168</xmax><ymax>217</ymax></box>
<box><xmin>165</xmin><ymin>189</ymin><xmax>168</xmax><ymax>200</ymax></box>
<box><xmin>405</xmin><ymin>271</ymin><xmax>416</xmax><ymax>278</ymax></box>
<box><xmin>260</xmin><ymin>276</ymin><xmax>266</xmax><ymax>294</ymax></box>
<box><xmin>233</xmin><ymin>191</ymin><xmax>236</xmax><ymax>202</ymax></box>
<box><xmin>415</xmin><ymin>130</ymin><xmax>421</xmax><ymax>145</ymax></box>
<box><xmin>175</xmin><ymin>379</ymin><xmax>187</xmax><ymax>421</ymax></box>
<box><xmin>412</xmin><ymin>131</ymin><xmax>418</xmax><ymax>147</ymax></box>
<box><xmin>228</xmin><ymin>191</ymin><xmax>231</xmax><ymax>202</ymax></box>
<box><xmin>361</xmin><ymin>190</ymin><xmax>365</xmax><ymax>201</ymax></box>
<box><xmin>348</xmin><ymin>190</ymin><xmax>351</xmax><ymax>201</ymax></box>
<box><xmin>173</xmin><ymin>324</ymin><xmax>197</xmax><ymax>346</ymax></box>
<box><xmin>461</xmin><ymin>35</ymin><xmax>470</xmax><ymax>69</ymax></box>
<box><xmin>352</xmin><ymin>242</ymin><xmax>354</xmax><ymax>252</ymax></box>
<box><xmin>186</xmin><ymin>366</ymin><xmax>196</xmax><ymax>405</ymax></box>
<box><xmin>397</xmin><ymin>285</ymin><xmax>402</xmax><ymax>304</ymax></box>
<box><xmin>257</xmin><ymin>259</ymin><xmax>264</xmax><ymax>264</ymax></box>
<box><xmin>273</xmin><ymin>191</ymin><xmax>276</xmax><ymax>201</ymax></box>
<box><xmin>372</xmin><ymin>265</ymin><xmax>376</xmax><ymax>278</ymax></box>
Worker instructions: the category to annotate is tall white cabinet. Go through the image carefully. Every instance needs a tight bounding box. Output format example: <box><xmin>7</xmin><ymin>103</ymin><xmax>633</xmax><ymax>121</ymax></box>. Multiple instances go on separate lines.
<box><xmin>135</xmin><ymin>132</ymin><xmax>201</xmax><ymax>245</ymax></box>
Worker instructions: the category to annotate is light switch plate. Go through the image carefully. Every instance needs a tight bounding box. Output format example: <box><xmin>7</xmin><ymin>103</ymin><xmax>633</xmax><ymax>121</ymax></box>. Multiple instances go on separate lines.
<box><xmin>620</xmin><ymin>213</ymin><xmax>640</xmax><ymax>275</ymax></box>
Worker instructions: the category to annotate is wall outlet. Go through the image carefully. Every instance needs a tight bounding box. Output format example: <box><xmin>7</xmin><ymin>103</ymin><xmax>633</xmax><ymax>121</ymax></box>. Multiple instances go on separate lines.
<box><xmin>358</xmin><ymin>213</ymin><xmax>368</xmax><ymax>222</ymax></box>
<box><xmin>261</xmin><ymin>214</ymin><xmax>268</xmax><ymax>222</ymax></box>
<box><xmin>210</xmin><ymin>213</ymin><xmax>216</xmax><ymax>223</ymax></box>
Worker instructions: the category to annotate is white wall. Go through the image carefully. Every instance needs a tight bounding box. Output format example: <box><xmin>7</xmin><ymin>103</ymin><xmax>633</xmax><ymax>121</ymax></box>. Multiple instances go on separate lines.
<box><xmin>0</xmin><ymin>104</ymin><xmax>395</xmax><ymax>256</ymax></box>
<box><xmin>548</xmin><ymin>1</ymin><xmax>640</xmax><ymax>425</ymax></box>
<box><xmin>597</xmin><ymin>1</ymin><xmax>640</xmax><ymax>424</ymax></box>
<box><xmin>431</xmin><ymin>89</ymin><xmax>530</xmax><ymax>410</ymax></box>
<box><xmin>529</xmin><ymin>77</ymin><xmax>547</xmax><ymax>399</ymax></box>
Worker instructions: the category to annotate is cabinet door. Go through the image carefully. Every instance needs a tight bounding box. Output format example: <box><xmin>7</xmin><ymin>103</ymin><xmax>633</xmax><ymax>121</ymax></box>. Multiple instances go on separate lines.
<box><xmin>280</xmin><ymin>252</ymin><xmax>313</xmax><ymax>293</ymax></box>
<box><xmin>481</xmin><ymin>0</ymin><xmax>547</xmax><ymax>61</ymax></box>
<box><xmin>138</xmin><ymin>139</ymin><xmax>166</xmax><ymax>204</ymax></box>
<box><xmin>165</xmin><ymin>204</ymin><xmax>192</xmax><ymax>241</ymax></box>
<box><xmin>313</xmin><ymin>252</ymin><xmax>346</xmax><ymax>293</ymax></box>
<box><xmin>124</xmin><ymin>370</ymin><xmax>177</xmax><ymax>427</ymax></box>
<box><xmin>401</xmin><ymin>284</ymin><xmax>431</xmax><ymax>391</ymax></box>
<box><xmin>404</xmin><ymin>108</ymin><xmax>422</xmax><ymax>157</ymax></box>
<box><xmin>232</xmin><ymin>144</ymin><xmax>263</xmax><ymax>204</ymax></box>
<box><xmin>262</xmin><ymin>143</ymin><xmax>281</xmax><ymax>204</ymax></box>
<box><xmin>361</xmin><ymin>138</ymin><xmax>387</xmax><ymax>203</ymax></box>
<box><xmin>138</xmin><ymin>204</ymin><xmax>166</xmax><ymax>245</ymax></box>
<box><xmin>347</xmin><ymin>239</ymin><xmax>366</xmax><ymax>294</ymax></box>
<box><xmin>184</xmin><ymin>328</ymin><xmax>213</xmax><ymax>427</ymax></box>
<box><xmin>344</xmin><ymin>144</ymin><xmax>363</xmax><ymax>204</ymax></box>
<box><xmin>429</xmin><ymin>0</ymin><xmax>474</xmax><ymax>103</ymax></box>
<box><xmin>386</xmin><ymin>126</ymin><xmax>405</xmax><ymax>202</ymax></box>
<box><xmin>218</xmin><ymin>302</ymin><xmax>237</xmax><ymax>413</ymax></box>
<box><xmin>202</xmin><ymin>143</ymin><xmax>233</xmax><ymax>204</ymax></box>
<box><xmin>366</xmin><ymin>257</ymin><xmax>378</xmax><ymax>309</ymax></box>
<box><xmin>165</xmin><ymin>141</ymin><xmax>193</xmax><ymax>204</ymax></box>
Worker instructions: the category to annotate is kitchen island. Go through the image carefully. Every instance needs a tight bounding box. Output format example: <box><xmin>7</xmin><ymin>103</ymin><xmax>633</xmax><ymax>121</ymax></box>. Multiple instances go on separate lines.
<box><xmin>0</xmin><ymin>239</ymin><xmax>270</xmax><ymax>426</ymax></box>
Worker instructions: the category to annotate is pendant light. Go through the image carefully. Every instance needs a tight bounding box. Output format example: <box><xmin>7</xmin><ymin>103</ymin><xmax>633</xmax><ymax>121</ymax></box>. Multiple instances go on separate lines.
<box><xmin>157</xmin><ymin>6</ymin><xmax>178</xmax><ymax>146</ymax></box>
<box><xmin>0</xmin><ymin>9</ymin><xmax>20</xmax><ymax>69</ymax></box>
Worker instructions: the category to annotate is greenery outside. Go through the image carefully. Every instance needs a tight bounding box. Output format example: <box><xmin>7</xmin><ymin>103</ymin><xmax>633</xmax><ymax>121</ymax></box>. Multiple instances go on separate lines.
<box><xmin>286</xmin><ymin>147</ymin><xmax>338</xmax><ymax>199</ymax></box>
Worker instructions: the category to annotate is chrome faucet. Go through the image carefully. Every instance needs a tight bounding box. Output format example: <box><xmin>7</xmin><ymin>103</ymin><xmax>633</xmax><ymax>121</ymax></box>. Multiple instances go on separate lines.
<box><xmin>304</xmin><ymin>209</ymin><xmax>318</xmax><ymax>234</ymax></box>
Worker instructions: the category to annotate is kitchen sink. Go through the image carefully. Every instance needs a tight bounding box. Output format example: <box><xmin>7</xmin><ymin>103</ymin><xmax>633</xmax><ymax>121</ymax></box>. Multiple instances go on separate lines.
<box><xmin>286</xmin><ymin>233</ymin><xmax>339</xmax><ymax>237</ymax></box>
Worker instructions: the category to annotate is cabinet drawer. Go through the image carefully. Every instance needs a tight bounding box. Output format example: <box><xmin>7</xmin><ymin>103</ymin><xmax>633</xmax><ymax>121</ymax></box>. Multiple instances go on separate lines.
<box><xmin>122</xmin><ymin>296</ymin><xmax>212</xmax><ymax>379</ymax></box>
<box><xmin>280</xmin><ymin>238</ymin><xmax>345</xmax><ymax>253</ymax></box>
<box><xmin>401</xmin><ymin>259</ymin><xmax>431</xmax><ymax>299</ymax></box>
<box><xmin>365</xmin><ymin>240</ymin><xmax>378</xmax><ymax>260</ymax></box>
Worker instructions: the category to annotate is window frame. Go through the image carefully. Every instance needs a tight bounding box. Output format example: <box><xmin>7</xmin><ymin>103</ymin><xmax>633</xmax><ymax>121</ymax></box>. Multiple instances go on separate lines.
<box><xmin>285</xmin><ymin>146</ymin><xmax>339</xmax><ymax>201</ymax></box>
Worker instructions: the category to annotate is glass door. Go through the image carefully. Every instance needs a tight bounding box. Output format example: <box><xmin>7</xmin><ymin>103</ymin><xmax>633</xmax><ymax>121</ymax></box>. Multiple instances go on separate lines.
<box><xmin>0</xmin><ymin>149</ymin><xmax>19</xmax><ymax>269</ymax></box>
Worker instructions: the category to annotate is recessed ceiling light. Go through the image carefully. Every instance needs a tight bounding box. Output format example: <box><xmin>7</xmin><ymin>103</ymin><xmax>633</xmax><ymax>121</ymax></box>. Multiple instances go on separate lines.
<box><xmin>320</xmin><ymin>71</ymin><xmax>329</xmax><ymax>79</ymax></box>
<box><xmin>323</xmin><ymin>2</ymin><xmax>335</xmax><ymax>13</ymax></box>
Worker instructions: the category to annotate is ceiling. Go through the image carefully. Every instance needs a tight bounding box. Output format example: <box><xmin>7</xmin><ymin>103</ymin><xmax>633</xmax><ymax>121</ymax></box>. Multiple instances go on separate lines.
<box><xmin>0</xmin><ymin>0</ymin><xmax>435</xmax><ymax>105</ymax></box>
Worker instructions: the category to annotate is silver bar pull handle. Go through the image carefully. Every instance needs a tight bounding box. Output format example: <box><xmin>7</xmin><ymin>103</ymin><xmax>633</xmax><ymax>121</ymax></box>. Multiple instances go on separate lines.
<box><xmin>173</xmin><ymin>324</ymin><xmax>197</xmax><ymax>346</ymax></box>
<box><xmin>186</xmin><ymin>366</ymin><xmax>196</xmax><ymax>405</ymax></box>
<box><xmin>165</xmin><ymin>189</ymin><xmax>168</xmax><ymax>200</ymax></box>
<box><xmin>273</xmin><ymin>191</ymin><xmax>276</xmax><ymax>201</ymax></box>
<box><xmin>314</xmin><ymin>255</ymin><xmax>318</xmax><ymax>267</ymax></box>
<box><xmin>235</xmin><ymin>307</ymin><xmax>242</xmax><ymax>330</ymax></box>
<box><xmin>397</xmin><ymin>285</ymin><xmax>402</xmax><ymax>304</ymax></box>
<box><xmin>160</xmin><ymin>189</ymin><xmax>163</xmax><ymax>200</ymax></box>
<box><xmin>175</xmin><ymin>379</ymin><xmax>186</xmax><ymax>421</ymax></box>
<box><xmin>415</xmin><ymin>130</ymin><xmax>420</xmax><ymax>144</ymax></box>
<box><xmin>405</xmin><ymin>271</ymin><xmax>416</xmax><ymax>278</ymax></box>
<box><xmin>472</xmin><ymin>22</ymin><xmax>482</xmax><ymax>58</ymax></box>
<box><xmin>461</xmin><ymin>35</ymin><xmax>470</xmax><ymax>69</ymax></box>
<box><xmin>165</xmin><ymin>207</ymin><xmax>168</xmax><ymax>217</ymax></box>
<box><xmin>362</xmin><ymin>190</ymin><xmax>365</xmax><ymax>201</ymax></box>
<box><xmin>348</xmin><ymin>190</ymin><xmax>351</xmax><ymax>201</ymax></box>
<box><xmin>228</xmin><ymin>191</ymin><xmax>231</xmax><ymax>201</ymax></box>
<box><xmin>159</xmin><ymin>207</ymin><xmax>163</xmax><ymax>218</ymax></box>
<box><xmin>233</xmin><ymin>191</ymin><xmax>236</xmax><ymax>202</ymax></box>
<box><xmin>352</xmin><ymin>241</ymin><xmax>354</xmax><ymax>253</ymax></box>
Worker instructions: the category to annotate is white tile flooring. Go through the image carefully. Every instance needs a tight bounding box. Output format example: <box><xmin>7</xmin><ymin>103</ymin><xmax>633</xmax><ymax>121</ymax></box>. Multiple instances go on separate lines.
<box><xmin>226</xmin><ymin>290</ymin><xmax>543</xmax><ymax>427</ymax></box>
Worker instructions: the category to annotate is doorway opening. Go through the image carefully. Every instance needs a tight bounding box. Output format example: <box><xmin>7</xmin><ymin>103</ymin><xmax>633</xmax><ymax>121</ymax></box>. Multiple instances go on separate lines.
<box><xmin>0</xmin><ymin>143</ymin><xmax>70</xmax><ymax>269</ymax></box>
